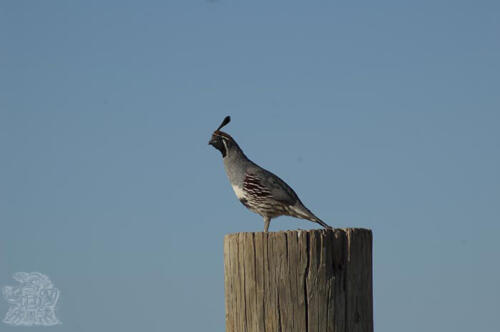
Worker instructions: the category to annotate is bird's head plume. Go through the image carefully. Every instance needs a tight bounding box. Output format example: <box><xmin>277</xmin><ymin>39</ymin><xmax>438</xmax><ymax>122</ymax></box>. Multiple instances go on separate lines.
<box><xmin>209</xmin><ymin>116</ymin><xmax>238</xmax><ymax>158</ymax></box>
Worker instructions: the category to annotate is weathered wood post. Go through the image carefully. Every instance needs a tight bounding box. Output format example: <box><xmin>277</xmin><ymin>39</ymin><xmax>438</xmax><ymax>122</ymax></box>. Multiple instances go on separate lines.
<box><xmin>224</xmin><ymin>228</ymin><xmax>373</xmax><ymax>332</ymax></box>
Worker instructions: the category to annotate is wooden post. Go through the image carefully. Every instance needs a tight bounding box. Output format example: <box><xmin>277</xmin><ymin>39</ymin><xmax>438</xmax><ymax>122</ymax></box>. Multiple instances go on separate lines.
<box><xmin>224</xmin><ymin>228</ymin><xmax>373</xmax><ymax>332</ymax></box>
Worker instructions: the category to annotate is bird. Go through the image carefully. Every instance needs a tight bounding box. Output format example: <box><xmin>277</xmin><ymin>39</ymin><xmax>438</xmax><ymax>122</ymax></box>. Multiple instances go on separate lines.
<box><xmin>209</xmin><ymin>115</ymin><xmax>332</xmax><ymax>232</ymax></box>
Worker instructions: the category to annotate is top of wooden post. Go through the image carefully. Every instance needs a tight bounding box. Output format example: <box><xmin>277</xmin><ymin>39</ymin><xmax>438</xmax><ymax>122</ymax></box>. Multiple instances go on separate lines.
<box><xmin>224</xmin><ymin>227</ymin><xmax>372</xmax><ymax>240</ymax></box>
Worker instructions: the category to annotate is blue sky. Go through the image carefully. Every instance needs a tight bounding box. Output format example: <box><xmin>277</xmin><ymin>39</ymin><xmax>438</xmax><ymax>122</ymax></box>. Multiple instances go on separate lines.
<box><xmin>1</xmin><ymin>1</ymin><xmax>499</xmax><ymax>331</ymax></box>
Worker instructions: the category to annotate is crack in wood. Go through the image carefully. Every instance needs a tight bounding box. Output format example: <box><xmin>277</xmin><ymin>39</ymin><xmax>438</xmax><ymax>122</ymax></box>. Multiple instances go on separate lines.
<box><xmin>277</xmin><ymin>290</ymin><xmax>282</xmax><ymax>332</ymax></box>
<box><xmin>304</xmin><ymin>232</ymin><xmax>310</xmax><ymax>332</ymax></box>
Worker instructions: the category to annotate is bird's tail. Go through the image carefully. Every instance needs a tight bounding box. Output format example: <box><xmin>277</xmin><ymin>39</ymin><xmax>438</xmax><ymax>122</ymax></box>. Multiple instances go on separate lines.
<box><xmin>310</xmin><ymin>216</ymin><xmax>332</xmax><ymax>230</ymax></box>
<box><xmin>291</xmin><ymin>205</ymin><xmax>332</xmax><ymax>230</ymax></box>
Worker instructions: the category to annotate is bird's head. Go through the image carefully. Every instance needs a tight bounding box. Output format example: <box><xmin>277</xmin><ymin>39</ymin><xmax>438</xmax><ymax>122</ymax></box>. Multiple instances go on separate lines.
<box><xmin>209</xmin><ymin>116</ymin><xmax>238</xmax><ymax>158</ymax></box>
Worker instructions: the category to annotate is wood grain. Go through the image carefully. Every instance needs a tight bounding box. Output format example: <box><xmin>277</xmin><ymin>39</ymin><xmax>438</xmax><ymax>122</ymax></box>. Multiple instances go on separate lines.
<box><xmin>224</xmin><ymin>229</ymin><xmax>373</xmax><ymax>332</ymax></box>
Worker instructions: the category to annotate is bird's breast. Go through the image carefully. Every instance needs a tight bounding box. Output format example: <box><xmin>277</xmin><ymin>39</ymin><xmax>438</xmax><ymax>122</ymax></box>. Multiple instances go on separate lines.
<box><xmin>231</xmin><ymin>184</ymin><xmax>246</xmax><ymax>200</ymax></box>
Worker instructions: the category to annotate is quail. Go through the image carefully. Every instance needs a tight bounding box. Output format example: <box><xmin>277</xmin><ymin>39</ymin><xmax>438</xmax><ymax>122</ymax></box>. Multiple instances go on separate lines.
<box><xmin>209</xmin><ymin>116</ymin><xmax>332</xmax><ymax>232</ymax></box>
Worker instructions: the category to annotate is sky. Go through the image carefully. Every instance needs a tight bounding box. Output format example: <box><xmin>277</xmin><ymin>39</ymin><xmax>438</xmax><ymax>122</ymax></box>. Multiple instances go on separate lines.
<box><xmin>1</xmin><ymin>1</ymin><xmax>499</xmax><ymax>331</ymax></box>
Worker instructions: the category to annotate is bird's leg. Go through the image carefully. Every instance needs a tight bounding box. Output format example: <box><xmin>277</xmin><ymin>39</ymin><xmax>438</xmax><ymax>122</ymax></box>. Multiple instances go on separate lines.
<box><xmin>264</xmin><ymin>217</ymin><xmax>271</xmax><ymax>233</ymax></box>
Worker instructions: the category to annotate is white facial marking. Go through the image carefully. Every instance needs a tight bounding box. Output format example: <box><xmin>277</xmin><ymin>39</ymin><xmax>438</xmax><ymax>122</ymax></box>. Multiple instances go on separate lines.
<box><xmin>222</xmin><ymin>138</ymin><xmax>228</xmax><ymax>154</ymax></box>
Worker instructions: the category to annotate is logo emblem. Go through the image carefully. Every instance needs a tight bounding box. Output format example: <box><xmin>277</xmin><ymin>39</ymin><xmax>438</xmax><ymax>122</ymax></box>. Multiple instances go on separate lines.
<box><xmin>2</xmin><ymin>272</ymin><xmax>61</xmax><ymax>326</ymax></box>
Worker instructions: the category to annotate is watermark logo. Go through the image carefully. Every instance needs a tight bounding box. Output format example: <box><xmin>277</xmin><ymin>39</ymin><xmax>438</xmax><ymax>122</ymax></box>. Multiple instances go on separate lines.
<box><xmin>2</xmin><ymin>272</ymin><xmax>61</xmax><ymax>326</ymax></box>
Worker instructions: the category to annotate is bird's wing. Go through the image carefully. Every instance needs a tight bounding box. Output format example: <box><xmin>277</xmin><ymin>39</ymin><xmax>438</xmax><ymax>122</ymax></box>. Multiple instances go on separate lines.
<box><xmin>243</xmin><ymin>173</ymin><xmax>272</xmax><ymax>198</ymax></box>
<box><xmin>246</xmin><ymin>167</ymin><xmax>299</xmax><ymax>206</ymax></box>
